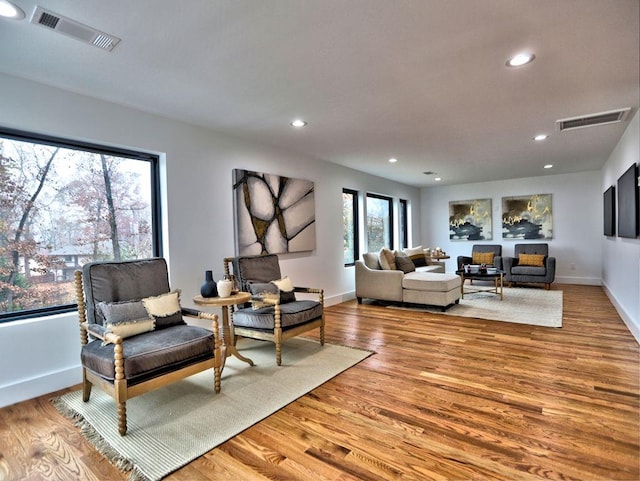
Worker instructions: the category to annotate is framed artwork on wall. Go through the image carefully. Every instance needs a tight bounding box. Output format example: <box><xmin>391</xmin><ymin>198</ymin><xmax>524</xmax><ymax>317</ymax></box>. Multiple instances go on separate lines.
<box><xmin>449</xmin><ymin>198</ymin><xmax>492</xmax><ymax>241</ymax></box>
<box><xmin>603</xmin><ymin>185</ymin><xmax>615</xmax><ymax>237</ymax></box>
<box><xmin>617</xmin><ymin>163</ymin><xmax>639</xmax><ymax>238</ymax></box>
<box><xmin>502</xmin><ymin>193</ymin><xmax>553</xmax><ymax>239</ymax></box>
<box><xmin>233</xmin><ymin>169</ymin><xmax>316</xmax><ymax>255</ymax></box>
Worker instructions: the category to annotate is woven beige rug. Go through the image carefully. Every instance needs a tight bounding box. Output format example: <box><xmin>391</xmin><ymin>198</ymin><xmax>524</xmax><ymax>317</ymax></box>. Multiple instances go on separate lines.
<box><xmin>388</xmin><ymin>287</ymin><xmax>562</xmax><ymax>328</ymax></box>
<box><xmin>54</xmin><ymin>338</ymin><xmax>371</xmax><ymax>481</ymax></box>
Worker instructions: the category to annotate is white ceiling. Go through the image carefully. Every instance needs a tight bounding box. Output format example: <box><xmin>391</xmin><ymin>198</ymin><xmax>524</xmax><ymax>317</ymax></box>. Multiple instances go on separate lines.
<box><xmin>1</xmin><ymin>0</ymin><xmax>638</xmax><ymax>187</ymax></box>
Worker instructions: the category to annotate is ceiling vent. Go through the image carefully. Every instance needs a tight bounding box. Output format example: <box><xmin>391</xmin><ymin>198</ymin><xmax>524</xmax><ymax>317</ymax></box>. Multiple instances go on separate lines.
<box><xmin>555</xmin><ymin>108</ymin><xmax>631</xmax><ymax>132</ymax></box>
<box><xmin>30</xmin><ymin>6</ymin><xmax>120</xmax><ymax>51</ymax></box>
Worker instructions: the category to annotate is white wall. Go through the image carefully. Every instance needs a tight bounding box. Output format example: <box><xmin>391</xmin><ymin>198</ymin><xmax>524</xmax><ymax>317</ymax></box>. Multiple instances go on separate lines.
<box><xmin>0</xmin><ymin>73</ymin><xmax>421</xmax><ymax>407</ymax></box>
<box><xmin>420</xmin><ymin>171</ymin><xmax>603</xmax><ymax>285</ymax></box>
<box><xmin>601</xmin><ymin>111</ymin><xmax>640</xmax><ymax>342</ymax></box>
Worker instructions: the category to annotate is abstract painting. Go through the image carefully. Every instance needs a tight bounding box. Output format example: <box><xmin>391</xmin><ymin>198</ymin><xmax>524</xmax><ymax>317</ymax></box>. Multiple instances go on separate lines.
<box><xmin>449</xmin><ymin>198</ymin><xmax>492</xmax><ymax>241</ymax></box>
<box><xmin>502</xmin><ymin>193</ymin><xmax>553</xmax><ymax>239</ymax></box>
<box><xmin>233</xmin><ymin>169</ymin><xmax>316</xmax><ymax>255</ymax></box>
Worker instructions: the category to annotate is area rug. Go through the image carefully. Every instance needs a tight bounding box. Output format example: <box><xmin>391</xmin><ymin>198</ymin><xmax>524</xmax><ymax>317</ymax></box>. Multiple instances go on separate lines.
<box><xmin>388</xmin><ymin>287</ymin><xmax>562</xmax><ymax>327</ymax></box>
<box><xmin>54</xmin><ymin>338</ymin><xmax>372</xmax><ymax>481</ymax></box>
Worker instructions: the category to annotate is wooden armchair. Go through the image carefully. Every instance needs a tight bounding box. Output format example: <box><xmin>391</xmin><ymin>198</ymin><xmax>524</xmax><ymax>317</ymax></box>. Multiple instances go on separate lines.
<box><xmin>75</xmin><ymin>258</ymin><xmax>221</xmax><ymax>435</ymax></box>
<box><xmin>223</xmin><ymin>254</ymin><xmax>324</xmax><ymax>365</ymax></box>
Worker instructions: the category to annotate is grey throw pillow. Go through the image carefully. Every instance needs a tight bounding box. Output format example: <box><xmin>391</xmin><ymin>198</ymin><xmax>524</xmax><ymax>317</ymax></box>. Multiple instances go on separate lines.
<box><xmin>395</xmin><ymin>255</ymin><xmax>416</xmax><ymax>273</ymax></box>
<box><xmin>98</xmin><ymin>299</ymin><xmax>149</xmax><ymax>324</ymax></box>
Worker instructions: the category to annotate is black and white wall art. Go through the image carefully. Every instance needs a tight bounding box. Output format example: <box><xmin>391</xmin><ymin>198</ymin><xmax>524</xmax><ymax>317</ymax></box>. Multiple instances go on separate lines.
<box><xmin>233</xmin><ymin>169</ymin><xmax>316</xmax><ymax>255</ymax></box>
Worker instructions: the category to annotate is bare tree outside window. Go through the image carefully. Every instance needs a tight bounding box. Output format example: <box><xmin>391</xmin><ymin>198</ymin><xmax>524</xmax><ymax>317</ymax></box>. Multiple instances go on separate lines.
<box><xmin>0</xmin><ymin>132</ymin><xmax>157</xmax><ymax>320</ymax></box>
<box><xmin>366</xmin><ymin>193</ymin><xmax>393</xmax><ymax>252</ymax></box>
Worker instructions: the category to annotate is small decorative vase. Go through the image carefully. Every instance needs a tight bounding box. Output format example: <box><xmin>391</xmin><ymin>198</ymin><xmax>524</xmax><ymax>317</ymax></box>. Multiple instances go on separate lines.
<box><xmin>217</xmin><ymin>277</ymin><xmax>233</xmax><ymax>298</ymax></box>
<box><xmin>200</xmin><ymin>270</ymin><xmax>218</xmax><ymax>298</ymax></box>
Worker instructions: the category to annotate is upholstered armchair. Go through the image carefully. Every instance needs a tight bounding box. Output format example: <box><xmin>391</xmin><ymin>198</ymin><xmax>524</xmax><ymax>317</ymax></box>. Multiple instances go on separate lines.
<box><xmin>75</xmin><ymin>258</ymin><xmax>221</xmax><ymax>435</ymax></box>
<box><xmin>223</xmin><ymin>254</ymin><xmax>324</xmax><ymax>365</ymax></box>
<box><xmin>457</xmin><ymin>244</ymin><xmax>503</xmax><ymax>271</ymax></box>
<box><xmin>503</xmin><ymin>243</ymin><xmax>556</xmax><ymax>289</ymax></box>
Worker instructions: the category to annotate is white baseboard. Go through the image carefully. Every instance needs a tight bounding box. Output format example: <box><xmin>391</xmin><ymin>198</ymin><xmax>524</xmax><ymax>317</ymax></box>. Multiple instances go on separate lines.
<box><xmin>602</xmin><ymin>282</ymin><xmax>640</xmax><ymax>344</ymax></box>
<box><xmin>555</xmin><ymin>276</ymin><xmax>601</xmax><ymax>285</ymax></box>
<box><xmin>325</xmin><ymin>291</ymin><xmax>356</xmax><ymax>306</ymax></box>
<box><xmin>0</xmin><ymin>365</ymin><xmax>81</xmax><ymax>408</ymax></box>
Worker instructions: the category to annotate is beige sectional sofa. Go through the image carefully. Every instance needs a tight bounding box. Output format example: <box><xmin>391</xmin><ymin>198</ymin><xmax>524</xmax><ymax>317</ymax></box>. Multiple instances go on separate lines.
<box><xmin>355</xmin><ymin>249</ymin><xmax>461</xmax><ymax>311</ymax></box>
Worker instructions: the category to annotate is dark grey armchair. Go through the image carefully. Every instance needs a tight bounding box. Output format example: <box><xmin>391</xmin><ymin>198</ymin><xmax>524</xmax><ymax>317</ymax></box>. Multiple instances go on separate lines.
<box><xmin>457</xmin><ymin>244</ymin><xmax>503</xmax><ymax>271</ymax></box>
<box><xmin>503</xmin><ymin>243</ymin><xmax>556</xmax><ymax>289</ymax></box>
<box><xmin>223</xmin><ymin>254</ymin><xmax>324</xmax><ymax>365</ymax></box>
<box><xmin>75</xmin><ymin>258</ymin><xmax>221</xmax><ymax>435</ymax></box>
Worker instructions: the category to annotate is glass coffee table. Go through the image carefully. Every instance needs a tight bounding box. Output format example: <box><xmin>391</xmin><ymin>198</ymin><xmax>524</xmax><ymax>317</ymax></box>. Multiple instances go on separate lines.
<box><xmin>455</xmin><ymin>269</ymin><xmax>504</xmax><ymax>300</ymax></box>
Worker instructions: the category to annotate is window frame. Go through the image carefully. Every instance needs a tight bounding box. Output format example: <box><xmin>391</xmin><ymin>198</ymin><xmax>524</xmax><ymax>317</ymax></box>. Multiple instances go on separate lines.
<box><xmin>399</xmin><ymin>198</ymin><xmax>408</xmax><ymax>250</ymax></box>
<box><xmin>365</xmin><ymin>192</ymin><xmax>394</xmax><ymax>252</ymax></box>
<box><xmin>0</xmin><ymin>127</ymin><xmax>162</xmax><ymax>323</ymax></box>
<box><xmin>342</xmin><ymin>188</ymin><xmax>360</xmax><ymax>267</ymax></box>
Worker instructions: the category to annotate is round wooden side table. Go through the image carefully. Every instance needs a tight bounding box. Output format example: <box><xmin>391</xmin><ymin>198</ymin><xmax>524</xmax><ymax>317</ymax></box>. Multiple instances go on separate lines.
<box><xmin>193</xmin><ymin>292</ymin><xmax>255</xmax><ymax>369</ymax></box>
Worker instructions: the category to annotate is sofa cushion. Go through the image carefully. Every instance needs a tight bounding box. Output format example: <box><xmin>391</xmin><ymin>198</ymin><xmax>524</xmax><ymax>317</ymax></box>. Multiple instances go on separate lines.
<box><xmin>363</xmin><ymin>252</ymin><xmax>381</xmax><ymax>270</ymax></box>
<box><xmin>518</xmin><ymin>253</ymin><xmax>545</xmax><ymax>267</ymax></box>
<box><xmin>248</xmin><ymin>282</ymin><xmax>279</xmax><ymax>309</ymax></box>
<box><xmin>233</xmin><ymin>300</ymin><xmax>323</xmax><ymax>330</ymax></box>
<box><xmin>104</xmin><ymin>318</ymin><xmax>156</xmax><ymax>340</ymax></box>
<box><xmin>248</xmin><ymin>281</ymin><xmax>295</xmax><ymax>307</ymax></box>
<box><xmin>472</xmin><ymin>251</ymin><xmax>495</xmax><ymax>265</ymax></box>
<box><xmin>403</xmin><ymin>272</ymin><xmax>461</xmax><ymax>292</ymax></box>
<box><xmin>234</xmin><ymin>254</ymin><xmax>282</xmax><ymax>292</ymax></box>
<box><xmin>81</xmin><ymin>325</ymin><xmax>214</xmax><ymax>382</ymax></box>
<box><xmin>415</xmin><ymin>264</ymin><xmax>445</xmax><ymax>274</ymax></box>
<box><xmin>403</xmin><ymin>245</ymin><xmax>427</xmax><ymax>267</ymax></box>
<box><xmin>272</xmin><ymin>276</ymin><xmax>296</xmax><ymax>303</ymax></box>
<box><xmin>142</xmin><ymin>290</ymin><xmax>185</xmax><ymax>328</ymax></box>
<box><xmin>98</xmin><ymin>299</ymin><xmax>155</xmax><ymax>339</ymax></box>
<box><xmin>98</xmin><ymin>299</ymin><xmax>149</xmax><ymax>323</ymax></box>
<box><xmin>378</xmin><ymin>248</ymin><xmax>396</xmax><ymax>270</ymax></box>
<box><xmin>512</xmin><ymin>265</ymin><xmax>546</xmax><ymax>276</ymax></box>
<box><xmin>83</xmin><ymin>258</ymin><xmax>171</xmax><ymax>326</ymax></box>
<box><xmin>395</xmin><ymin>255</ymin><xmax>416</xmax><ymax>273</ymax></box>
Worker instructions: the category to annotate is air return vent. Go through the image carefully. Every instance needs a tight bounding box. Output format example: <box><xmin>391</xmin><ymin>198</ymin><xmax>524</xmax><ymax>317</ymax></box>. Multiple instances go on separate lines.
<box><xmin>30</xmin><ymin>6</ymin><xmax>120</xmax><ymax>51</ymax></box>
<box><xmin>555</xmin><ymin>108</ymin><xmax>631</xmax><ymax>132</ymax></box>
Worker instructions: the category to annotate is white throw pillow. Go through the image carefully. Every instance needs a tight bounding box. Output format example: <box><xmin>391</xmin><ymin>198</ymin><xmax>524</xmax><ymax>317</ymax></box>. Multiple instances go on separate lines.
<box><xmin>378</xmin><ymin>248</ymin><xmax>396</xmax><ymax>270</ymax></box>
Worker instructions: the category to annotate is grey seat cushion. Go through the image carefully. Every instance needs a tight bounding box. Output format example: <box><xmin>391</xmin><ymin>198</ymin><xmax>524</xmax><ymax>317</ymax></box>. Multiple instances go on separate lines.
<box><xmin>233</xmin><ymin>300</ymin><xmax>323</xmax><ymax>330</ymax></box>
<box><xmin>511</xmin><ymin>266</ymin><xmax>546</xmax><ymax>276</ymax></box>
<box><xmin>81</xmin><ymin>325</ymin><xmax>214</xmax><ymax>384</ymax></box>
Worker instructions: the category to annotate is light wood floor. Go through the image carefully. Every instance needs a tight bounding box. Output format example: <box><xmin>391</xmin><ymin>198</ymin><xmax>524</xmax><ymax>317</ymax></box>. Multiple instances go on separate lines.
<box><xmin>1</xmin><ymin>284</ymin><xmax>638</xmax><ymax>481</ymax></box>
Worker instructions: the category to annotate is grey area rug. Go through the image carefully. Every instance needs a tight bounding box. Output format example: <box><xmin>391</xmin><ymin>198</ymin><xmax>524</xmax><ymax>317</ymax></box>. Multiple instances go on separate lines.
<box><xmin>388</xmin><ymin>287</ymin><xmax>563</xmax><ymax>327</ymax></box>
<box><xmin>54</xmin><ymin>338</ymin><xmax>372</xmax><ymax>481</ymax></box>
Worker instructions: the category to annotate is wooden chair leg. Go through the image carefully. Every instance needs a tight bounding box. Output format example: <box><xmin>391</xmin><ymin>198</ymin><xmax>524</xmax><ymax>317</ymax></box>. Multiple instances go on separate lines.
<box><xmin>117</xmin><ymin>402</ymin><xmax>127</xmax><ymax>436</ymax></box>
<box><xmin>214</xmin><ymin>365</ymin><xmax>221</xmax><ymax>393</ymax></box>
<box><xmin>82</xmin><ymin>368</ymin><xmax>92</xmax><ymax>402</ymax></box>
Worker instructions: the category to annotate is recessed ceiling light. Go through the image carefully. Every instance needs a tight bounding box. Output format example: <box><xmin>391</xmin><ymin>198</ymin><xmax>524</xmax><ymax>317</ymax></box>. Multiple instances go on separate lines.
<box><xmin>434</xmin><ymin>177</ymin><xmax>442</xmax><ymax>182</ymax></box>
<box><xmin>388</xmin><ymin>158</ymin><xmax>398</xmax><ymax>163</ymax></box>
<box><xmin>0</xmin><ymin>0</ymin><xmax>25</xmax><ymax>19</ymax></box>
<box><xmin>544</xmin><ymin>164</ymin><xmax>553</xmax><ymax>169</ymax></box>
<box><xmin>534</xmin><ymin>134</ymin><xmax>549</xmax><ymax>141</ymax></box>
<box><xmin>290</xmin><ymin>119</ymin><xmax>307</xmax><ymax>128</ymax></box>
<box><xmin>506</xmin><ymin>52</ymin><xmax>535</xmax><ymax>67</ymax></box>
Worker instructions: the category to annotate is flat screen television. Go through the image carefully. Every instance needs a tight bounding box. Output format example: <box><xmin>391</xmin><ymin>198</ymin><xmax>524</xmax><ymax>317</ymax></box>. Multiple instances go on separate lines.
<box><xmin>617</xmin><ymin>163</ymin><xmax>639</xmax><ymax>238</ymax></box>
<box><xmin>603</xmin><ymin>185</ymin><xmax>615</xmax><ymax>236</ymax></box>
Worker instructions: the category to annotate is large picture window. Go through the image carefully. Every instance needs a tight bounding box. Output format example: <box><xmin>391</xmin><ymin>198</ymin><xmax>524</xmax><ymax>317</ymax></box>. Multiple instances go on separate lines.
<box><xmin>0</xmin><ymin>128</ymin><xmax>161</xmax><ymax>322</ymax></box>
<box><xmin>366</xmin><ymin>193</ymin><xmax>393</xmax><ymax>252</ymax></box>
<box><xmin>343</xmin><ymin>188</ymin><xmax>359</xmax><ymax>266</ymax></box>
